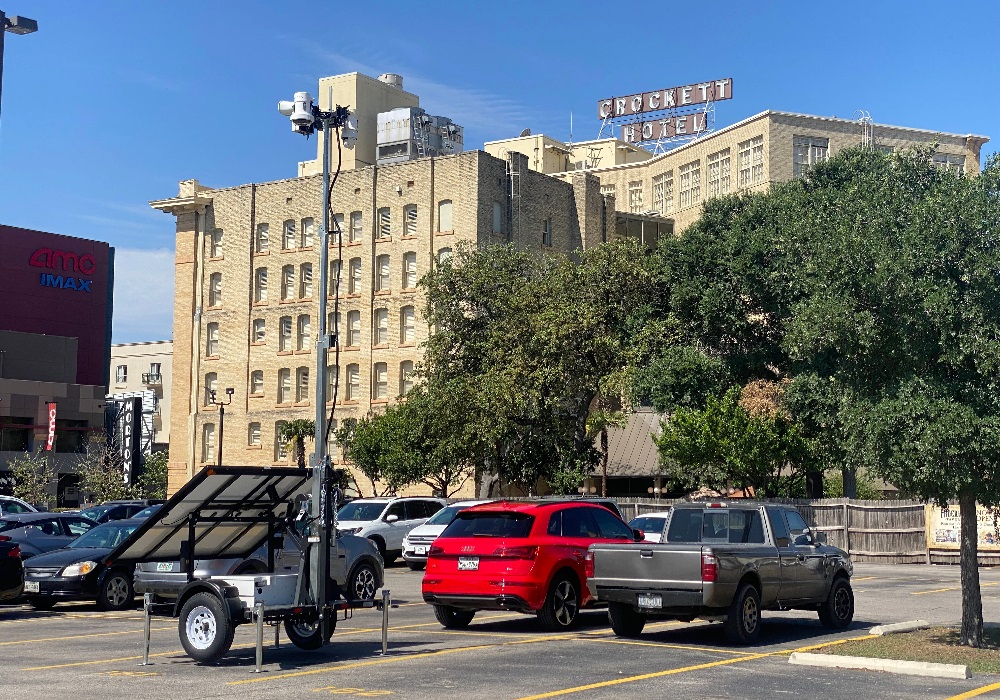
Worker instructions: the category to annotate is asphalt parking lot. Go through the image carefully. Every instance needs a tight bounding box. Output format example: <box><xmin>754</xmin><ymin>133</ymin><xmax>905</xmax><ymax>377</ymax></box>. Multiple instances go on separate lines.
<box><xmin>2</xmin><ymin>562</ymin><xmax>1000</xmax><ymax>700</ymax></box>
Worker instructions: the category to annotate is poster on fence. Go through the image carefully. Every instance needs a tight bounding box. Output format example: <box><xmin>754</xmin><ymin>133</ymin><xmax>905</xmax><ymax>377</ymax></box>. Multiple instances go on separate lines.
<box><xmin>925</xmin><ymin>503</ymin><xmax>1000</xmax><ymax>552</ymax></box>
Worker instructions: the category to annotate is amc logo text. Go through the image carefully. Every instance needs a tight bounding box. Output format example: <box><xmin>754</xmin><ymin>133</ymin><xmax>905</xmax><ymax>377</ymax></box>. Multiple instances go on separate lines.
<box><xmin>29</xmin><ymin>247</ymin><xmax>95</xmax><ymax>293</ymax></box>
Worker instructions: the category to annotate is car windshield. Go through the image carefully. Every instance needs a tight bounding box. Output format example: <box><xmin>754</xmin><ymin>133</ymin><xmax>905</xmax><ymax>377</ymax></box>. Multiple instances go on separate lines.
<box><xmin>79</xmin><ymin>506</ymin><xmax>110</xmax><ymax>521</ymax></box>
<box><xmin>134</xmin><ymin>505</ymin><xmax>162</xmax><ymax>519</ymax></box>
<box><xmin>337</xmin><ymin>502</ymin><xmax>387</xmax><ymax>521</ymax></box>
<box><xmin>67</xmin><ymin>522</ymin><xmax>137</xmax><ymax>549</ymax></box>
<box><xmin>0</xmin><ymin>519</ymin><xmax>25</xmax><ymax>533</ymax></box>
<box><xmin>440</xmin><ymin>512</ymin><xmax>534</xmax><ymax>538</ymax></box>
<box><xmin>426</xmin><ymin>505</ymin><xmax>467</xmax><ymax>526</ymax></box>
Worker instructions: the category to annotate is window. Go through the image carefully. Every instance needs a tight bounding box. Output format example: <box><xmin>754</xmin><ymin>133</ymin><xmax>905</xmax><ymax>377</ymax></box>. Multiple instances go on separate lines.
<box><xmin>277</xmin><ymin>368</ymin><xmax>291</xmax><ymax>404</ymax></box>
<box><xmin>281</xmin><ymin>265</ymin><xmax>295</xmax><ymax>301</ymax></box>
<box><xmin>332</xmin><ymin>213</ymin><xmax>344</xmax><ymax>240</ymax></box>
<box><xmin>707</xmin><ymin>148</ymin><xmax>731</xmax><ymax>197</ymax></box>
<box><xmin>591</xmin><ymin>508</ymin><xmax>633</xmax><ymax>540</ymax></box>
<box><xmin>666</xmin><ymin>509</ymin><xmax>702</xmax><ymax>543</ymax></box>
<box><xmin>327</xmin><ymin>364</ymin><xmax>339</xmax><ymax>402</ymax></box>
<box><xmin>679</xmin><ymin>160</ymin><xmax>701</xmax><ymax>208</ymax></box>
<box><xmin>652</xmin><ymin>174</ymin><xmax>665</xmax><ymax>214</ymax></box>
<box><xmin>250</xmin><ymin>370</ymin><xmax>264</xmax><ymax>395</ymax></box>
<box><xmin>328</xmin><ymin>312</ymin><xmax>341</xmax><ymax>343</ymax></box>
<box><xmin>65</xmin><ymin>519</ymin><xmax>95</xmax><ymax>536</ymax></box>
<box><xmin>327</xmin><ymin>418</ymin><xmax>338</xmax><ymax>457</ymax></box>
<box><xmin>377</xmin><ymin>207</ymin><xmax>391</xmax><ymax>238</ymax></box>
<box><xmin>438</xmin><ymin>199</ymin><xmax>453</xmax><ymax>232</ymax></box>
<box><xmin>400</xmin><ymin>360</ymin><xmax>414</xmax><ymax>395</ymax></box>
<box><xmin>933</xmin><ymin>153</ymin><xmax>966</xmax><ymax>173</ymax></box>
<box><xmin>252</xmin><ymin>318</ymin><xmax>265</xmax><ymax>343</ymax></box>
<box><xmin>728</xmin><ymin>510</ymin><xmax>766</xmax><ymax>544</ymax></box>
<box><xmin>300</xmin><ymin>217</ymin><xmax>315</xmax><ymax>247</ymax></box>
<box><xmin>296</xmin><ymin>367</ymin><xmax>309</xmax><ymax>402</ymax></box>
<box><xmin>793</xmin><ymin>136</ymin><xmax>829</xmax><ymax>177</ymax></box>
<box><xmin>210</xmin><ymin>228</ymin><xmax>223</xmax><ymax>258</ymax></box>
<box><xmin>346</xmin><ymin>363</ymin><xmax>360</xmax><ymax>401</ymax></box>
<box><xmin>372</xmin><ymin>362</ymin><xmax>388</xmax><ymax>399</ymax></box>
<box><xmin>297</xmin><ymin>314</ymin><xmax>311</xmax><ymax>351</ymax></box>
<box><xmin>201</xmin><ymin>423</ymin><xmax>215</xmax><ymax>463</ymax></box>
<box><xmin>208</xmin><ymin>272</ymin><xmax>222</xmax><ymax>307</ymax></box>
<box><xmin>349</xmin><ymin>257</ymin><xmax>362</xmax><ymax>294</ymax></box>
<box><xmin>204</xmin><ymin>372</ymin><xmax>218</xmax><ymax>406</ymax></box>
<box><xmin>437</xmin><ymin>247</ymin><xmax>452</xmax><ymax>265</ymax></box>
<box><xmin>403</xmin><ymin>252</ymin><xmax>417</xmax><ymax>289</ymax></box>
<box><xmin>149</xmin><ymin>362</ymin><xmax>161</xmax><ymax>376</ymax></box>
<box><xmin>400</xmin><ymin>305</ymin><xmax>415</xmax><ymax>344</ymax></box>
<box><xmin>550</xmin><ymin>508</ymin><xmax>599</xmax><ymax>538</ymax></box>
<box><xmin>785</xmin><ymin>509</ymin><xmax>812</xmax><ymax>544</ymax></box>
<box><xmin>403</xmin><ymin>204</ymin><xmax>417</xmax><ymax>236</ymax></box>
<box><xmin>349</xmin><ymin>211</ymin><xmax>363</xmax><ymax>243</ymax></box>
<box><xmin>254</xmin><ymin>267</ymin><xmax>268</xmax><ymax>303</ymax></box>
<box><xmin>278</xmin><ymin>316</ymin><xmax>292</xmax><ymax>351</ymax></box>
<box><xmin>282</xmin><ymin>219</ymin><xmax>296</xmax><ymax>249</ymax></box>
<box><xmin>115</xmin><ymin>365</ymin><xmax>127</xmax><ymax>384</ymax></box>
<box><xmin>542</xmin><ymin>218</ymin><xmax>552</xmax><ymax>247</ymax></box>
<box><xmin>738</xmin><ymin>136</ymin><xmax>764</xmax><ymax>187</ymax></box>
<box><xmin>300</xmin><ymin>263</ymin><xmax>313</xmax><ymax>298</ymax></box>
<box><xmin>372</xmin><ymin>308</ymin><xmax>389</xmax><ymax>345</ymax></box>
<box><xmin>347</xmin><ymin>310</ymin><xmax>361</xmax><ymax>347</ymax></box>
<box><xmin>600</xmin><ymin>184</ymin><xmax>615</xmax><ymax>199</ymax></box>
<box><xmin>492</xmin><ymin>202</ymin><xmax>504</xmax><ymax>234</ymax></box>
<box><xmin>766</xmin><ymin>506</ymin><xmax>790</xmax><ymax>547</ymax></box>
<box><xmin>376</xmin><ymin>254</ymin><xmax>390</xmax><ymax>291</ymax></box>
<box><xmin>329</xmin><ymin>260</ymin><xmax>342</xmax><ymax>295</ymax></box>
<box><xmin>248</xmin><ymin>422</ymin><xmax>261</xmax><ymax>447</ymax></box>
<box><xmin>274</xmin><ymin>421</ymin><xmax>288</xmax><ymax>460</ymax></box>
<box><xmin>628</xmin><ymin>181</ymin><xmax>643</xmax><ymax>213</ymax></box>
<box><xmin>205</xmin><ymin>323</ymin><xmax>219</xmax><ymax>356</ymax></box>
<box><xmin>255</xmin><ymin>223</ymin><xmax>269</xmax><ymax>253</ymax></box>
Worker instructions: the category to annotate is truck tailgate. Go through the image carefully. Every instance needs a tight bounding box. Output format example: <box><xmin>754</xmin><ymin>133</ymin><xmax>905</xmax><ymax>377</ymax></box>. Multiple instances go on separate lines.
<box><xmin>590</xmin><ymin>543</ymin><xmax>702</xmax><ymax>592</ymax></box>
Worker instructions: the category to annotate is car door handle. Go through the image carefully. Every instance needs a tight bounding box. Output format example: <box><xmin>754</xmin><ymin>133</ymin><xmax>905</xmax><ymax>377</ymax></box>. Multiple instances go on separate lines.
<box><xmin>640</xmin><ymin>549</ymin><xmax>654</xmax><ymax>558</ymax></box>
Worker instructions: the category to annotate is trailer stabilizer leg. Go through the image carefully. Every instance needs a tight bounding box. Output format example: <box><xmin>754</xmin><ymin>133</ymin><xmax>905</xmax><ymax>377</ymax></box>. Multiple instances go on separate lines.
<box><xmin>139</xmin><ymin>593</ymin><xmax>153</xmax><ymax>666</ymax></box>
<box><xmin>380</xmin><ymin>589</ymin><xmax>390</xmax><ymax>656</ymax></box>
<box><xmin>252</xmin><ymin>603</ymin><xmax>265</xmax><ymax>673</ymax></box>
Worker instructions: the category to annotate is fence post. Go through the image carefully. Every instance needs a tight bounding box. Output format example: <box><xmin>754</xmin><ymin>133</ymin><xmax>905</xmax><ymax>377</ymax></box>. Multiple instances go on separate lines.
<box><xmin>842</xmin><ymin>502</ymin><xmax>851</xmax><ymax>555</ymax></box>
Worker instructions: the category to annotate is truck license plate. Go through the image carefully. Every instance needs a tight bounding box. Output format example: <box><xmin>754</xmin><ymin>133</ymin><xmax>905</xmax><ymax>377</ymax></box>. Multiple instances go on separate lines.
<box><xmin>458</xmin><ymin>557</ymin><xmax>479</xmax><ymax>571</ymax></box>
<box><xmin>637</xmin><ymin>594</ymin><xmax>662</xmax><ymax>608</ymax></box>
<box><xmin>24</xmin><ymin>581</ymin><xmax>39</xmax><ymax>593</ymax></box>
<box><xmin>157</xmin><ymin>562</ymin><xmax>173</xmax><ymax>572</ymax></box>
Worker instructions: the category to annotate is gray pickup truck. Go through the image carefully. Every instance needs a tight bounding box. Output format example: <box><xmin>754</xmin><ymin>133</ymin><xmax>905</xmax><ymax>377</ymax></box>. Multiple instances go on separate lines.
<box><xmin>587</xmin><ymin>501</ymin><xmax>854</xmax><ymax>644</ymax></box>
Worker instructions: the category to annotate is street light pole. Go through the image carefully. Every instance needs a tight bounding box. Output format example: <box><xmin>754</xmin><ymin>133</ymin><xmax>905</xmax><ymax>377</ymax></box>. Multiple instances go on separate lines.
<box><xmin>209</xmin><ymin>387</ymin><xmax>233</xmax><ymax>468</ymax></box>
<box><xmin>0</xmin><ymin>11</ymin><xmax>39</xmax><ymax>132</ymax></box>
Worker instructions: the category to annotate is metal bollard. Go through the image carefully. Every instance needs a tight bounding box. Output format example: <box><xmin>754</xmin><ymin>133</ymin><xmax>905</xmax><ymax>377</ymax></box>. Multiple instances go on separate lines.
<box><xmin>274</xmin><ymin>621</ymin><xmax>280</xmax><ymax>649</ymax></box>
<box><xmin>139</xmin><ymin>593</ymin><xmax>153</xmax><ymax>666</ymax></box>
<box><xmin>252</xmin><ymin>603</ymin><xmax>265</xmax><ymax>673</ymax></box>
<box><xmin>380</xmin><ymin>589</ymin><xmax>390</xmax><ymax>655</ymax></box>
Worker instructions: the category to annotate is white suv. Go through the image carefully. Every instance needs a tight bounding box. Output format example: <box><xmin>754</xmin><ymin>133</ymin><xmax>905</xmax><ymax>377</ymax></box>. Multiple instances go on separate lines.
<box><xmin>337</xmin><ymin>497</ymin><xmax>446</xmax><ymax>562</ymax></box>
<box><xmin>402</xmin><ymin>500</ymin><xmax>493</xmax><ymax>571</ymax></box>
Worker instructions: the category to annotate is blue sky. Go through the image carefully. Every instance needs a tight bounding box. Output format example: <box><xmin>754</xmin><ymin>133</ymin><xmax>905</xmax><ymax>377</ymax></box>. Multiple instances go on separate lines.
<box><xmin>1</xmin><ymin>0</ymin><xmax>997</xmax><ymax>343</ymax></box>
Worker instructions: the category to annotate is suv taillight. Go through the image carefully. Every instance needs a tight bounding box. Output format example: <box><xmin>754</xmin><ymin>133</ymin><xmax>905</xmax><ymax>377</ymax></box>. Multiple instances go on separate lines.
<box><xmin>492</xmin><ymin>545</ymin><xmax>537</xmax><ymax>560</ymax></box>
<box><xmin>0</xmin><ymin>535</ymin><xmax>10</xmax><ymax>542</ymax></box>
<box><xmin>701</xmin><ymin>553</ymin><xmax>718</xmax><ymax>582</ymax></box>
<box><xmin>6</xmin><ymin>545</ymin><xmax>20</xmax><ymax>558</ymax></box>
<box><xmin>584</xmin><ymin>551</ymin><xmax>594</xmax><ymax>578</ymax></box>
<box><xmin>428</xmin><ymin>544</ymin><xmax>445</xmax><ymax>557</ymax></box>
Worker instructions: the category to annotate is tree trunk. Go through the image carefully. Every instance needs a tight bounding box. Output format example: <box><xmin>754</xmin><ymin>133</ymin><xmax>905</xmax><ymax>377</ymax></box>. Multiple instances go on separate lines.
<box><xmin>959</xmin><ymin>488</ymin><xmax>984</xmax><ymax>647</ymax></box>
<box><xmin>842</xmin><ymin>466</ymin><xmax>857</xmax><ymax>499</ymax></box>
<box><xmin>600</xmin><ymin>428</ymin><xmax>609</xmax><ymax>497</ymax></box>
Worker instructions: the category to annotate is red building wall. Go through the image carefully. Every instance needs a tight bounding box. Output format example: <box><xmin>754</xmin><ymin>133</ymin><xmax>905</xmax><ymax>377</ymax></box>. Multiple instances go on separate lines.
<box><xmin>0</xmin><ymin>224</ymin><xmax>113</xmax><ymax>387</ymax></box>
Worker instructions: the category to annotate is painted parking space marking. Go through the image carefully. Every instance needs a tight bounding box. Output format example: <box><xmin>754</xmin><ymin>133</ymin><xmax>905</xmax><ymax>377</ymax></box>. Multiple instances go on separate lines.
<box><xmin>312</xmin><ymin>687</ymin><xmax>393</xmax><ymax>696</ymax></box>
<box><xmin>946</xmin><ymin>680</ymin><xmax>1000</xmax><ymax>699</ymax></box>
<box><xmin>583</xmin><ymin>638</ymin><xmax>759</xmax><ymax>656</ymax></box>
<box><xmin>98</xmin><ymin>670</ymin><xmax>161</xmax><ymax>677</ymax></box>
<box><xmin>912</xmin><ymin>582</ymin><xmax>999</xmax><ymax>596</ymax></box>
<box><xmin>852</xmin><ymin>576</ymin><xmax>877</xmax><ymax>581</ymax></box>
<box><xmin>0</xmin><ymin>626</ymin><xmax>173</xmax><ymax>646</ymax></box>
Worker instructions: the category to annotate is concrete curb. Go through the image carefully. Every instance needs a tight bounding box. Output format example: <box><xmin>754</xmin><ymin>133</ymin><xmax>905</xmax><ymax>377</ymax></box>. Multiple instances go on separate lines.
<box><xmin>788</xmin><ymin>652</ymin><xmax>970</xmax><ymax>679</ymax></box>
<box><xmin>870</xmin><ymin>620</ymin><xmax>930</xmax><ymax>636</ymax></box>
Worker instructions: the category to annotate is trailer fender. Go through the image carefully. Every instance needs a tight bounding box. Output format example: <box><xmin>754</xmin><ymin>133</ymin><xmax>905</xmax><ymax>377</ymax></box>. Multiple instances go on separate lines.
<box><xmin>173</xmin><ymin>580</ymin><xmax>244</xmax><ymax>625</ymax></box>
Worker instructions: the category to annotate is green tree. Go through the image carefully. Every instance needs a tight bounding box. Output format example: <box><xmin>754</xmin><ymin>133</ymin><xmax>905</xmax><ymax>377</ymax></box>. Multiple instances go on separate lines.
<box><xmin>8</xmin><ymin>448</ymin><xmax>54</xmax><ymax>507</ymax></box>
<box><xmin>137</xmin><ymin>450</ymin><xmax>169</xmax><ymax>500</ymax></box>
<box><xmin>334</xmin><ymin>413</ymin><xmax>404</xmax><ymax>497</ymax></box>
<box><xmin>279</xmin><ymin>419</ymin><xmax>315</xmax><ymax>469</ymax></box>
<box><xmin>76</xmin><ymin>435</ymin><xmax>139</xmax><ymax>503</ymax></box>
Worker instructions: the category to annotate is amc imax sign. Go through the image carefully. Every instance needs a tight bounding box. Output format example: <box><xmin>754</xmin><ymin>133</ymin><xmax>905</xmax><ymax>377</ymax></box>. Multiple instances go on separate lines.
<box><xmin>29</xmin><ymin>247</ymin><xmax>96</xmax><ymax>293</ymax></box>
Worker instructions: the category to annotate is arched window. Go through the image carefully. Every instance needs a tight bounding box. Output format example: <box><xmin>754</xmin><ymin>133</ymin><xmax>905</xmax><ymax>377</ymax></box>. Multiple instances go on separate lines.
<box><xmin>300</xmin><ymin>217</ymin><xmax>315</xmax><ymax>247</ymax></box>
<box><xmin>250</xmin><ymin>370</ymin><xmax>264</xmax><ymax>395</ymax></box>
<box><xmin>349</xmin><ymin>211</ymin><xmax>363</xmax><ymax>243</ymax></box>
<box><xmin>297</xmin><ymin>315</ymin><xmax>311</xmax><ymax>351</ymax></box>
<box><xmin>372</xmin><ymin>362</ymin><xmax>388</xmax><ymax>400</ymax></box>
<box><xmin>254</xmin><ymin>267</ymin><xmax>268</xmax><ymax>303</ymax></box>
<box><xmin>204</xmin><ymin>372</ymin><xmax>218</xmax><ymax>407</ymax></box>
<box><xmin>209</xmin><ymin>272</ymin><xmax>222</xmax><ymax>307</ymax></box>
<box><xmin>400</xmin><ymin>361</ymin><xmax>414</xmax><ymax>395</ymax></box>
<box><xmin>252</xmin><ymin>318</ymin><xmax>265</xmax><ymax>343</ymax></box>
<box><xmin>438</xmin><ymin>199</ymin><xmax>453</xmax><ymax>232</ymax></box>
<box><xmin>349</xmin><ymin>257</ymin><xmax>362</xmax><ymax>294</ymax></box>
<box><xmin>376</xmin><ymin>254</ymin><xmax>390</xmax><ymax>291</ymax></box>
<box><xmin>373</xmin><ymin>308</ymin><xmax>389</xmax><ymax>345</ymax></box>
<box><xmin>277</xmin><ymin>368</ymin><xmax>291</xmax><ymax>404</ymax></box>
<box><xmin>400</xmin><ymin>306</ymin><xmax>415</xmax><ymax>344</ymax></box>
<box><xmin>210</xmin><ymin>229</ymin><xmax>223</xmax><ymax>258</ymax></box>
<box><xmin>278</xmin><ymin>316</ymin><xmax>292</xmax><ymax>351</ymax></box>
<box><xmin>403</xmin><ymin>204</ymin><xmax>417</xmax><ymax>236</ymax></box>
<box><xmin>296</xmin><ymin>367</ymin><xmax>309</xmax><ymax>402</ymax></box>
<box><xmin>205</xmin><ymin>323</ymin><xmax>219</xmax><ymax>356</ymax></box>
<box><xmin>274</xmin><ymin>421</ymin><xmax>288</xmax><ymax>461</ymax></box>
<box><xmin>282</xmin><ymin>219</ymin><xmax>296</xmax><ymax>250</ymax></box>
<box><xmin>327</xmin><ymin>364</ymin><xmax>339</xmax><ymax>403</ymax></box>
<box><xmin>281</xmin><ymin>265</ymin><xmax>295</xmax><ymax>301</ymax></box>
<box><xmin>255</xmin><ymin>223</ymin><xmax>269</xmax><ymax>253</ymax></box>
<box><xmin>377</xmin><ymin>207</ymin><xmax>391</xmax><ymax>238</ymax></box>
<box><xmin>299</xmin><ymin>263</ymin><xmax>313</xmax><ymax>298</ymax></box>
<box><xmin>202</xmin><ymin>423</ymin><xmax>216</xmax><ymax>463</ymax></box>
<box><xmin>347</xmin><ymin>310</ymin><xmax>361</xmax><ymax>347</ymax></box>
<box><xmin>346</xmin><ymin>364</ymin><xmax>360</xmax><ymax>401</ymax></box>
<box><xmin>437</xmin><ymin>247</ymin><xmax>452</xmax><ymax>265</ymax></box>
<box><xmin>248</xmin><ymin>422</ymin><xmax>261</xmax><ymax>447</ymax></box>
<box><xmin>403</xmin><ymin>252</ymin><xmax>417</xmax><ymax>289</ymax></box>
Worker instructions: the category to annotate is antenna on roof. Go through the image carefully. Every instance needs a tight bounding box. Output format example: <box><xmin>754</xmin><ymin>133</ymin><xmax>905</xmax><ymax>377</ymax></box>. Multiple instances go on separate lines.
<box><xmin>855</xmin><ymin>110</ymin><xmax>875</xmax><ymax>149</ymax></box>
<box><xmin>518</xmin><ymin>128</ymin><xmax>531</xmax><ymax>137</ymax></box>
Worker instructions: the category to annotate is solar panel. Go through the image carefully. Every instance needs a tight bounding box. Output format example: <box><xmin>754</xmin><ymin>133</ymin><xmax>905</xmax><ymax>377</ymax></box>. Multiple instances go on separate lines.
<box><xmin>106</xmin><ymin>466</ymin><xmax>312</xmax><ymax>564</ymax></box>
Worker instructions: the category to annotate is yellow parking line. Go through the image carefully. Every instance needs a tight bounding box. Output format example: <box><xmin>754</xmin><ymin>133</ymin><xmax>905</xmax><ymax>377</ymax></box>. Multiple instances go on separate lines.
<box><xmin>0</xmin><ymin>626</ymin><xmax>173</xmax><ymax>646</ymax></box>
<box><xmin>912</xmin><ymin>583</ymin><xmax>999</xmax><ymax>596</ymax></box>
<box><xmin>852</xmin><ymin>576</ymin><xmax>877</xmax><ymax>581</ymax></box>
<box><xmin>946</xmin><ymin>680</ymin><xmax>1000</xmax><ymax>700</ymax></box>
<box><xmin>583</xmin><ymin>638</ymin><xmax>756</xmax><ymax>656</ymax></box>
<box><xmin>23</xmin><ymin>643</ymin><xmax>256</xmax><ymax>671</ymax></box>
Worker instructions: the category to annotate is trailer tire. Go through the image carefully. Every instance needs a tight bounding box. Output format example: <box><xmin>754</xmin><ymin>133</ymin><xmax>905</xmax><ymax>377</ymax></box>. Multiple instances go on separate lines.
<box><xmin>284</xmin><ymin>617</ymin><xmax>335</xmax><ymax>650</ymax></box>
<box><xmin>179</xmin><ymin>592</ymin><xmax>235</xmax><ymax>663</ymax></box>
<box><xmin>608</xmin><ymin>601</ymin><xmax>646</xmax><ymax>638</ymax></box>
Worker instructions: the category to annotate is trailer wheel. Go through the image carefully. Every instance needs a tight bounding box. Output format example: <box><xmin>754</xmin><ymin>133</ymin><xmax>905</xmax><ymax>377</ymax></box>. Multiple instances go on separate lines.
<box><xmin>284</xmin><ymin>617</ymin><xmax>335</xmax><ymax>650</ymax></box>
<box><xmin>179</xmin><ymin>592</ymin><xmax>235</xmax><ymax>663</ymax></box>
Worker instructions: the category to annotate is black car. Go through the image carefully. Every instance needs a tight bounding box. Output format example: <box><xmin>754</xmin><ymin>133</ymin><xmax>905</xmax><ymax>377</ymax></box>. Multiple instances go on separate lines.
<box><xmin>0</xmin><ymin>539</ymin><xmax>24</xmax><ymax>603</ymax></box>
<box><xmin>23</xmin><ymin>519</ymin><xmax>141</xmax><ymax>611</ymax></box>
<box><xmin>77</xmin><ymin>502</ymin><xmax>150</xmax><ymax>524</ymax></box>
<box><xmin>0</xmin><ymin>513</ymin><xmax>100</xmax><ymax>558</ymax></box>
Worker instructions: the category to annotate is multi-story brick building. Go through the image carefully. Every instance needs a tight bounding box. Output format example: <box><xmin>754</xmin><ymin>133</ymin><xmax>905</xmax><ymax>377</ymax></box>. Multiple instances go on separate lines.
<box><xmin>109</xmin><ymin>340</ymin><xmax>172</xmax><ymax>452</ymax></box>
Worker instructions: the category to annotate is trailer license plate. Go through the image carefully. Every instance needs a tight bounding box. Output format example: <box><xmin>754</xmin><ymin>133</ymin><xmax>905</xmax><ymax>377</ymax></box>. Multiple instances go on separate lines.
<box><xmin>638</xmin><ymin>594</ymin><xmax>662</xmax><ymax>608</ymax></box>
<box><xmin>157</xmin><ymin>562</ymin><xmax>173</xmax><ymax>572</ymax></box>
<box><xmin>24</xmin><ymin>581</ymin><xmax>39</xmax><ymax>593</ymax></box>
<box><xmin>458</xmin><ymin>557</ymin><xmax>479</xmax><ymax>571</ymax></box>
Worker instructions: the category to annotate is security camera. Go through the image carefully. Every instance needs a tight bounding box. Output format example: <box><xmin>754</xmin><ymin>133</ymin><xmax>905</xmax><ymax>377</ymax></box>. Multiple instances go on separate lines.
<box><xmin>341</xmin><ymin>114</ymin><xmax>359</xmax><ymax>149</ymax></box>
<box><xmin>278</xmin><ymin>92</ymin><xmax>316</xmax><ymax>135</ymax></box>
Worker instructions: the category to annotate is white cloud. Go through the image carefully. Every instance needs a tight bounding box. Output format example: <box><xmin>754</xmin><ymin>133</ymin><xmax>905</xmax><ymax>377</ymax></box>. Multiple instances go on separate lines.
<box><xmin>112</xmin><ymin>248</ymin><xmax>174</xmax><ymax>343</ymax></box>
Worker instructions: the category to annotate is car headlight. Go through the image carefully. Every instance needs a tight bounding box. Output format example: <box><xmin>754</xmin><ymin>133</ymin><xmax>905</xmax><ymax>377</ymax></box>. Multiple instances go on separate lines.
<box><xmin>339</xmin><ymin>527</ymin><xmax>362</xmax><ymax>535</ymax></box>
<box><xmin>61</xmin><ymin>561</ymin><xmax>97</xmax><ymax>577</ymax></box>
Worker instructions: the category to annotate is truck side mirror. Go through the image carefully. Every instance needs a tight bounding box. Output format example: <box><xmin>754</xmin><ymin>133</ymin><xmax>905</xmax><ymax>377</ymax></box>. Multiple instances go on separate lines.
<box><xmin>632</xmin><ymin>528</ymin><xmax>644</xmax><ymax>542</ymax></box>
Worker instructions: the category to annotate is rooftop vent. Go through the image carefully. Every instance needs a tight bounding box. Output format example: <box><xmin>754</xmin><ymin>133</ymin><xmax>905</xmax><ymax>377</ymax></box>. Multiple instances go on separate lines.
<box><xmin>378</xmin><ymin>73</ymin><xmax>403</xmax><ymax>89</ymax></box>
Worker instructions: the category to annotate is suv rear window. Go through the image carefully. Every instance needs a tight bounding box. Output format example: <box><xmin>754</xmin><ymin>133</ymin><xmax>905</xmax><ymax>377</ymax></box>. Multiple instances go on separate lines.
<box><xmin>440</xmin><ymin>512</ymin><xmax>534</xmax><ymax>539</ymax></box>
<box><xmin>338</xmin><ymin>502</ymin><xmax>388</xmax><ymax>521</ymax></box>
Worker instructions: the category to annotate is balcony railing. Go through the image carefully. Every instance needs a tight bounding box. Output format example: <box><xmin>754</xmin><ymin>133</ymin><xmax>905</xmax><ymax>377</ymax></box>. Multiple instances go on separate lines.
<box><xmin>142</xmin><ymin>373</ymin><xmax>162</xmax><ymax>385</ymax></box>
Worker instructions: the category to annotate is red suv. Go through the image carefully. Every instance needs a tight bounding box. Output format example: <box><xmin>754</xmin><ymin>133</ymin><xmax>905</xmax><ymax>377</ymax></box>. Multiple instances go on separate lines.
<box><xmin>422</xmin><ymin>500</ymin><xmax>638</xmax><ymax>630</ymax></box>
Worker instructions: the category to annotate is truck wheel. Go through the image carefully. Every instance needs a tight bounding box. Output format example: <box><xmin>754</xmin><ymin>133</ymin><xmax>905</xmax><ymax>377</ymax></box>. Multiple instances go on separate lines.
<box><xmin>284</xmin><ymin>617</ymin><xmax>335</xmax><ymax>650</ymax></box>
<box><xmin>608</xmin><ymin>601</ymin><xmax>646</xmax><ymax>637</ymax></box>
<box><xmin>348</xmin><ymin>562</ymin><xmax>379</xmax><ymax>602</ymax></box>
<box><xmin>179</xmin><ymin>592</ymin><xmax>235</xmax><ymax>663</ymax></box>
<box><xmin>818</xmin><ymin>577</ymin><xmax>854</xmax><ymax>629</ymax></box>
<box><xmin>537</xmin><ymin>574</ymin><xmax>580</xmax><ymax>631</ymax></box>
<box><xmin>433</xmin><ymin>604</ymin><xmax>475</xmax><ymax>629</ymax></box>
<box><xmin>97</xmin><ymin>571</ymin><xmax>134</xmax><ymax>611</ymax></box>
<box><xmin>723</xmin><ymin>583</ymin><xmax>761</xmax><ymax>645</ymax></box>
